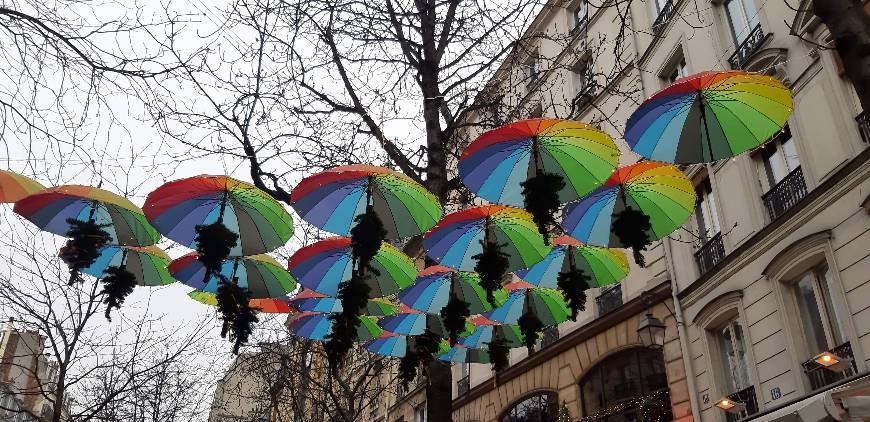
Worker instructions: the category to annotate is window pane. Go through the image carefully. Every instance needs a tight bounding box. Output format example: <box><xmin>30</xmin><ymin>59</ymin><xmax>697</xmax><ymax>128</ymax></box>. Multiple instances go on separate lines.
<box><xmin>763</xmin><ymin>147</ymin><xmax>788</xmax><ymax>186</ymax></box>
<box><xmin>575</xmin><ymin>2</ymin><xmax>588</xmax><ymax>27</ymax></box>
<box><xmin>726</xmin><ymin>0</ymin><xmax>759</xmax><ymax>45</ymax></box>
<box><xmin>781</xmin><ymin>137</ymin><xmax>800</xmax><ymax>172</ymax></box>
<box><xmin>794</xmin><ymin>274</ymin><xmax>829</xmax><ymax>355</ymax></box>
<box><xmin>818</xmin><ymin>267</ymin><xmax>848</xmax><ymax>346</ymax></box>
<box><xmin>582</xmin><ymin>368</ymin><xmax>603</xmax><ymax>414</ymax></box>
<box><xmin>718</xmin><ymin>320</ymin><xmax>750</xmax><ymax>392</ymax></box>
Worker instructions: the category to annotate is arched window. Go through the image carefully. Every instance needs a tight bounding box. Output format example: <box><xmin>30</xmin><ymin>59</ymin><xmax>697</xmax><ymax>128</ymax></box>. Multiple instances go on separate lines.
<box><xmin>579</xmin><ymin>348</ymin><xmax>671</xmax><ymax>422</ymax></box>
<box><xmin>500</xmin><ymin>392</ymin><xmax>558</xmax><ymax>422</ymax></box>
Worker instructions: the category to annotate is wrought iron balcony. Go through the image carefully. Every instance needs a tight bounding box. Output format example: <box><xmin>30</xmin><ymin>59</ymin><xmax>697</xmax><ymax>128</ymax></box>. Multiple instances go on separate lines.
<box><xmin>724</xmin><ymin>385</ymin><xmax>759</xmax><ymax>422</ymax></box>
<box><xmin>857</xmin><ymin>111</ymin><xmax>870</xmax><ymax>143</ymax></box>
<box><xmin>596</xmin><ymin>284</ymin><xmax>623</xmax><ymax>316</ymax></box>
<box><xmin>801</xmin><ymin>342</ymin><xmax>858</xmax><ymax>391</ymax></box>
<box><xmin>541</xmin><ymin>326</ymin><xmax>560</xmax><ymax>348</ymax></box>
<box><xmin>761</xmin><ymin>166</ymin><xmax>807</xmax><ymax>221</ymax></box>
<box><xmin>457</xmin><ymin>375</ymin><xmax>470</xmax><ymax>396</ymax></box>
<box><xmin>574</xmin><ymin>84</ymin><xmax>597</xmax><ymax>114</ymax></box>
<box><xmin>728</xmin><ymin>25</ymin><xmax>765</xmax><ymax>69</ymax></box>
<box><xmin>651</xmin><ymin>0</ymin><xmax>676</xmax><ymax>36</ymax></box>
<box><xmin>695</xmin><ymin>232</ymin><xmax>725</xmax><ymax>275</ymax></box>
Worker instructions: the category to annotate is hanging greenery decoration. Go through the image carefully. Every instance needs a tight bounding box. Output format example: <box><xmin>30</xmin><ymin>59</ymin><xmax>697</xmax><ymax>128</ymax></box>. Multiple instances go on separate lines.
<box><xmin>100</xmin><ymin>265</ymin><xmax>137</xmax><ymax>321</ymax></box>
<box><xmin>487</xmin><ymin>334</ymin><xmax>510</xmax><ymax>373</ymax></box>
<box><xmin>59</xmin><ymin>218</ymin><xmax>111</xmax><ymax>285</ymax></box>
<box><xmin>216</xmin><ymin>279</ymin><xmax>260</xmax><ymax>354</ymax></box>
<box><xmin>557</xmin><ymin>268</ymin><xmax>590</xmax><ymax>321</ymax></box>
<box><xmin>612</xmin><ymin>206</ymin><xmax>652</xmax><ymax>267</ymax></box>
<box><xmin>473</xmin><ymin>239</ymin><xmax>510</xmax><ymax>306</ymax></box>
<box><xmin>397</xmin><ymin>329</ymin><xmax>441</xmax><ymax>389</ymax></box>
<box><xmin>325</xmin><ymin>272</ymin><xmax>371</xmax><ymax>368</ymax></box>
<box><xmin>194</xmin><ymin>221</ymin><xmax>239</xmax><ymax>274</ymax></box>
<box><xmin>350</xmin><ymin>205</ymin><xmax>387</xmax><ymax>273</ymax></box>
<box><xmin>440</xmin><ymin>293</ymin><xmax>470</xmax><ymax>345</ymax></box>
<box><xmin>521</xmin><ymin>171</ymin><xmax>565</xmax><ymax>242</ymax></box>
<box><xmin>518</xmin><ymin>307</ymin><xmax>544</xmax><ymax>354</ymax></box>
<box><xmin>398</xmin><ymin>348</ymin><xmax>420</xmax><ymax>390</ymax></box>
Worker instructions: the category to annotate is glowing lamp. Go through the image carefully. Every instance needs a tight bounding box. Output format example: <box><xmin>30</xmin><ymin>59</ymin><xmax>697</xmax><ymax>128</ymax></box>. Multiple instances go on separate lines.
<box><xmin>813</xmin><ymin>351</ymin><xmax>848</xmax><ymax>372</ymax></box>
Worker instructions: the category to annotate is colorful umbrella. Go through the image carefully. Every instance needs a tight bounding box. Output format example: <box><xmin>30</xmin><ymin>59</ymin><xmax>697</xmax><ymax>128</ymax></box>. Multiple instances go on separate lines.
<box><xmin>14</xmin><ymin>185</ymin><xmax>160</xmax><ymax>246</ymax></box>
<box><xmin>399</xmin><ymin>266</ymin><xmax>508</xmax><ymax>314</ymax></box>
<box><xmin>287</xmin><ymin>312</ymin><xmax>383</xmax><ymax>341</ymax></box>
<box><xmin>144</xmin><ymin>176</ymin><xmax>293</xmax><ymax>256</ymax></box>
<box><xmin>378</xmin><ymin>310</ymin><xmax>444</xmax><ymax>337</ymax></box>
<box><xmin>289</xmin><ymin>296</ymin><xmax>399</xmax><ymax>317</ymax></box>
<box><xmin>438</xmin><ymin>345</ymin><xmax>491</xmax><ymax>363</ymax></box>
<box><xmin>287</xmin><ymin>237</ymin><xmax>415</xmax><ymax>297</ymax></box>
<box><xmin>188</xmin><ymin>291</ymin><xmax>296</xmax><ymax>313</ymax></box>
<box><xmin>561</xmin><ymin>161</ymin><xmax>695</xmax><ymax>247</ymax></box>
<box><xmin>170</xmin><ymin>253</ymin><xmax>297</xmax><ymax>299</ymax></box>
<box><xmin>422</xmin><ymin>205</ymin><xmax>549</xmax><ymax>272</ymax></box>
<box><xmin>291</xmin><ymin>165</ymin><xmax>442</xmax><ymax>239</ymax></box>
<box><xmin>0</xmin><ymin>170</ymin><xmax>44</xmax><ymax>203</ymax></box>
<box><xmin>459</xmin><ymin>316</ymin><xmax>525</xmax><ymax>349</ymax></box>
<box><xmin>82</xmin><ymin>245</ymin><xmax>175</xmax><ymax>287</ymax></box>
<box><xmin>365</xmin><ymin>332</ymin><xmax>450</xmax><ymax>358</ymax></box>
<box><xmin>626</xmin><ymin>71</ymin><xmax>793</xmax><ymax>164</ymax></box>
<box><xmin>514</xmin><ymin>236</ymin><xmax>629</xmax><ymax>289</ymax></box>
<box><xmin>484</xmin><ymin>288</ymin><xmax>570</xmax><ymax>326</ymax></box>
<box><xmin>459</xmin><ymin>119</ymin><xmax>619</xmax><ymax>207</ymax></box>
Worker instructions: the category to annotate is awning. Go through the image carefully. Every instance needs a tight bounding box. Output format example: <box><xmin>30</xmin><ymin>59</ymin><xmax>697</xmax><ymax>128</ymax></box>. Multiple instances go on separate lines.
<box><xmin>748</xmin><ymin>374</ymin><xmax>870</xmax><ymax>422</ymax></box>
<box><xmin>748</xmin><ymin>390</ymin><xmax>831</xmax><ymax>422</ymax></box>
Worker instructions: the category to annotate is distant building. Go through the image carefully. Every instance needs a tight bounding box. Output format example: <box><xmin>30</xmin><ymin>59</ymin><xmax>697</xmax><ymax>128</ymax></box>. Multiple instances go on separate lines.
<box><xmin>0</xmin><ymin>319</ymin><xmax>62</xmax><ymax>421</ymax></box>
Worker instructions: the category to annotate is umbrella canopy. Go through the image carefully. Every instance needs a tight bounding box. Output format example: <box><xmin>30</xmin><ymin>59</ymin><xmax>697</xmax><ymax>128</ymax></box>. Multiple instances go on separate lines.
<box><xmin>561</xmin><ymin>161</ymin><xmax>695</xmax><ymax>247</ymax></box>
<box><xmin>484</xmin><ymin>288</ymin><xmax>570</xmax><ymax>326</ymax></box>
<box><xmin>626</xmin><ymin>71</ymin><xmax>793</xmax><ymax>164</ymax></box>
<box><xmin>438</xmin><ymin>345</ymin><xmax>491</xmax><ymax>363</ymax></box>
<box><xmin>291</xmin><ymin>165</ymin><xmax>442</xmax><ymax>239</ymax></box>
<box><xmin>289</xmin><ymin>296</ymin><xmax>399</xmax><ymax>317</ymax></box>
<box><xmin>399</xmin><ymin>266</ymin><xmax>508</xmax><ymax>314</ymax></box>
<box><xmin>287</xmin><ymin>236</ymin><xmax>416</xmax><ymax>297</ymax></box>
<box><xmin>0</xmin><ymin>170</ymin><xmax>44</xmax><ymax>203</ymax></box>
<box><xmin>82</xmin><ymin>245</ymin><xmax>175</xmax><ymax>287</ymax></box>
<box><xmin>365</xmin><ymin>333</ymin><xmax>450</xmax><ymax>358</ymax></box>
<box><xmin>422</xmin><ymin>205</ymin><xmax>549</xmax><ymax>272</ymax></box>
<box><xmin>378</xmin><ymin>310</ymin><xmax>445</xmax><ymax>337</ymax></box>
<box><xmin>459</xmin><ymin>316</ymin><xmax>525</xmax><ymax>349</ymax></box>
<box><xmin>188</xmin><ymin>291</ymin><xmax>295</xmax><ymax>313</ymax></box>
<box><xmin>14</xmin><ymin>185</ymin><xmax>160</xmax><ymax>246</ymax></box>
<box><xmin>514</xmin><ymin>236</ymin><xmax>629</xmax><ymax>289</ymax></box>
<box><xmin>144</xmin><ymin>175</ymin><xmax>293</xmax><ymax>256</ymax></box>
<box><xmin>287</xmin><ymin>312</ymin><xmax>383</xmax><ymax>341</ymax></box>
<box><xmin>459</xmin><ymin>119</ymin><xmax>619</xmax><ymax>207</ymax></box>
<box><xmin>170</xmin><ymin>253</ymin><xmax>297</xmax><ymax>299</ymax></box>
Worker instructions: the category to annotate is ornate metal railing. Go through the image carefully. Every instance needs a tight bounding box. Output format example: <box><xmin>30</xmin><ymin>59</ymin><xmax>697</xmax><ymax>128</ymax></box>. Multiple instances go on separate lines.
<box><xmin>695</xmin><ymin>233</ymin><xmax>725</xmax><ymax>275</ymax></box>
<box><xmin>761</xmin><ymin>166</ymin><xmax>807</xmax><ymax>221</ymax></box>
<box><xmin>801</xmin><ymin>342</ymin><xmax>858</xmax><ymax>391</ymax></box>
<box><xmin>728</xmin><ymin>25</ymin><xmax>765</xmax><ymax>69</ymax></box>
<box><xmin>457</xmin><ymin>375</ymin><xmax>470</xmax><ymax>396</ymax></box>
<box><xmin>596</xmin><ymin>284</ymin><xmax>623</xmax><ymax>316</ymax></box>
<box><xmin>724</xmin><ymin>385</ymin><xmax>758</xmax><ymax>422</ymax></box>
<box><xmin>651</xmin><ymin>0</ymin><xmax>676</xmax><ymax>36</ymax></box>
<box><xmin>856</xmin><ymin>111</ymin><xmax>870</xmax><ymax>143</ymax></box>
<box><xmin>541</xmin><ymin>326</ymin><xmax>560</xmax><ymax>348</ymax></box>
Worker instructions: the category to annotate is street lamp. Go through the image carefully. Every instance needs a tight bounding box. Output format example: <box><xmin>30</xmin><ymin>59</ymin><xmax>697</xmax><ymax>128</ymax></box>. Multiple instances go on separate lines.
<box><xmin>715</xmin><ymin>398</ymin><xmax>746</xmax><ymax>414</ymax></box>
<box><xmin>814</xmin><ymin>351</ymin><xmax>849</xmax><ymax>372</ymax></box>
<box><xmin>637</xmin><ymin>313</ymin><xmax>666</xmax><ymax>349</ymax></box>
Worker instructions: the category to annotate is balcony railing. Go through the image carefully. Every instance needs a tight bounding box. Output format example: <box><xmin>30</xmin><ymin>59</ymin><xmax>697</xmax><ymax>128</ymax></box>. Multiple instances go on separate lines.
<box><xmin>695</xmin><ymin>232</ymin><xmax>725</xmax><ymax>275</ymax></box>
<box><xmin>857</xmin><ymin>111</ymin><xmax>870</xmax><ymax>143</ymax></box>
<box><xmin>801</xmin><ymin>341</ymin><xmax>858</xmax><ymax>391</ymax></box>
<box><xmin>541</xmin><ymin>326</ymin><xmax>560</xmax><ymax>348</ymax></box>
<box><xmin>574</xmin><ymin>83</ymin><xmax>597</xmax><ymax>114</ymax></box>
<box><xmin>761</xmin><ymin>166</ymin><xmax>807</xmax><ymax>221</ymax></box>
<box><xmin>724</xmin><ymin>385</ymin><xmax>759</xmax><ymax>422</ymax></box>
<box><xmin>457</xmin><ymin>375</ymin><xmax>470</xmax><ymax>396</ymax></box>
<box><xmin>651</xmin><ymin>0</ymin><xmax>676</xmax><ymax>36</ymax></box>
<box><xmin>728</xmin><ymin>25</ymin><xmax>766</xmax><ymax>69</ymax></box>
<box><xmin>596</xmin><ymin>284</ymin><xmax>623</xmax><ymax>316</ymax></box>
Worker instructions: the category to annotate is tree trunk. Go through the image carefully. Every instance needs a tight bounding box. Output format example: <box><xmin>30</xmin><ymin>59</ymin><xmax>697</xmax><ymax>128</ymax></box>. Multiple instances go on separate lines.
<box><xmin>814</xmin><ymin>0</ymin><xmax>870</xmax><ymax>111</ymax></box>
<box><xmin>51</xmin><ymin>373</ymin><xmax>65</xmax><ymax>422</ymax></box>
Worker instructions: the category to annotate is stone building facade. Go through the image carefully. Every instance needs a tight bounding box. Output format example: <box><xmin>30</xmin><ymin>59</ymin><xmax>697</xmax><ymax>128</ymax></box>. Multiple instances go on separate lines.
<box><xmin>0</xmin><ymin>319</ymin><xmax>61</xmax><ymax>421</ymax></box>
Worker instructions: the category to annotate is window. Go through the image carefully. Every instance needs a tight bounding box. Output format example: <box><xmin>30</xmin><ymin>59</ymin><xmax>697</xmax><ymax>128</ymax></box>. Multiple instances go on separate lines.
<box><xmin>716</xmin><ymin>319</ymin><xmax>751</xmax><ymax>393</ymax></box>
<box><xmin>694</xmin><ymin>179</ymin><xmax>721</xmax><ymax>242</ymax></box>
<box><xmin>792</xmin><ymin>264</ymin><xmax>848</xmax><ymax>356</ymax></box>
<box><xmin>667</xmin><ymin>57</ymin><xmax>688</xmax><ymax>84</ymax></box>
<box><xmin>573</xmin><ymin>1</ymin><xmax>589</xmax><ymax>31</ymax></box>
<box><xmin>579</xmin><ymin>348</ymin><xmax>671</xmax><ymax>422</ymax></box>
<box><xmin>757</xmin><ymin>128</ymin><xmax>800</xmax><ymax>192</ymax></box>
<box><xmin>651</xmin><ymin>0</ymin><xmax>669</xmax><ymax>14</ymax></box>
<box><xmin>526</xmin><ymin>54</ymin><xmax>540</xmax><ymax>88</ymax></box>
<box><xmin>500</xmin><ymin>392</ymin><xmax>558</xmax><ymax>422</ymax></box>
<box><xmin>414</xmin><ymin>403</ymin><xmax>426</xmax><ymax>422</ymax></box>
<box><xmin>724</xmin><ymin>0</ymin><xmax>760</xmax><ymax>46</ymax></box>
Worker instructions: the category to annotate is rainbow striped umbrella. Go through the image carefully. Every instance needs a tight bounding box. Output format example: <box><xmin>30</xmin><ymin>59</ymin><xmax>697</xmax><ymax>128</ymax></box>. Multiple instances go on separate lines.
<box><xmin>14</xmin><ymin>185</ymin><xmax>160</xmax><ymax>246</ymax></box>
<box><xmin>459</xmin><ymin>119</ymin><xmax>619</xmax><ymax>207</ymax></box>
<box><xmin>291</xmin><ymin>165</ymin><xmax>442</xmax><ymax>239</ymax></box>
<box><xmin>290</xmin><ymin>296</ymin><xmax>399</xmax><ymax>317</ymax></box>
<box><xmin>82</xmin><ymin>245</ymin><xmax>174</xmax><ymax>287</ymax></box>
<box><xmin>399</xmin><ymin>266</ymin><xmax>508</xmax><ymax>314</ymax></box>
<box><xmin>378</xmin><ymin>307</ymin><xmax>474</xmax><ymax>337</ymax></box>
<box><xmin>484</xmin><ymin>288</ymin><xmax>570</xmax><ymax>326</ymax></box>
<box><xmin>423</xmin><ymin>205</ymin><xmax>549</xmax><ymax>272</ymax></box>
<box><xmin>144</xmin><ymin>176</ymin><xmax>293</xmax><ymax>256</ymax></box>
<box><xmin>286</xmin><ymin>312</ymin><xmax>383</xmax><ymax>341</ymax></box>
<box><xmin>459</xmin><ymin>316</ymin><xmax>524</xmax><ymax>349</ymax></box>
<box><xmin>287</xmin><ymin>237</ymin><xmax>415</xmax><ymax>297</ymax></box>
<box><xmin>188</xmin><ymin>291</ymin><xmax>295</xmax><ymax>313</ymax></box>
<box><xmin>365</xmin><ymin>333</ymin><xmax>450</xmax><ymax>358</ymax></box>
<box><xmin>170</xmin><ymin>253</ymin><xmax>296</xmax><ymax>299</ymax></box>
<box><xmin>0</xmin><ymin>170</ymin><xmax>44</xmax><ymax>203</ymax></box>
<box><xmin>626</xmin><ymin>71</ymin><xmax>793</xmax><ymax>164</ymax></box>
<box><xmin>438</xmin><ymin>345</ymin><xmax>491</xmax><ymax>364</ymax></box>
<box><xmin>514</xmin><ymin>236</ymin><xmax>629</xmax><ymax>289</ymax></box>
<box><xmin>561</xmin><ymin>161</ymin><xmax>695</xmax><ymax>247</ymax></box>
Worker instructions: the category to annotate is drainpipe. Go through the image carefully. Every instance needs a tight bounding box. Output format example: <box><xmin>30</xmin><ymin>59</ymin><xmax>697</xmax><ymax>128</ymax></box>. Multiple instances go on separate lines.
<box><xmin>662</xmin><ymin>237</ymin><xmax>703</xmax><ymax>421</ymax></box>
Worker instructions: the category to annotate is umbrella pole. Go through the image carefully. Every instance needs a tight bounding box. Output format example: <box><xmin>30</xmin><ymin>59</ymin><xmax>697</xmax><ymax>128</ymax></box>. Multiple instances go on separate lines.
<box><xmin>87</xmin><ymin>200</ymin><xmax>98</xmax><ymax>223</ymax></box>
<box><xmin>120</xmin><ymin>249</ymin><xmax>129</xmax><ymax>270</ymax></box>
<box><xmin>698</xmin><ymin>91</ymin><xmax>715</xmax><ymax>162</ymax></box>
<box><xmin>217</xmin><ymin>189</ymin><xmax>229</xmax><ymax>224</ymax></box>
<box><xmin>531</xmin><ymin>138</ymin><xmax>543</xmax><ymax>176</ymax></box>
